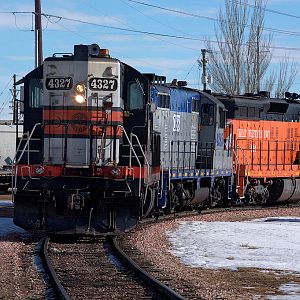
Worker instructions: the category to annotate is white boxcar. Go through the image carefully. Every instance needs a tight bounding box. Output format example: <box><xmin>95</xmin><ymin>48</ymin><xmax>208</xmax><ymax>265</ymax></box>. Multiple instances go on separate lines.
<box><xmin>0</xmin><ymin>121</ymin><xmax>21</xmax><ymax>191</ymax></box>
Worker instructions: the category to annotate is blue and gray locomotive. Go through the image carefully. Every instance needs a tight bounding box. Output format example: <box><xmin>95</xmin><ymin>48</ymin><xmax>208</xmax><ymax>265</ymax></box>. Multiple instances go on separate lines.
<box><xmin>13</xmin><ymin>44</ymin><xmax>232</xmax><ymax>233</ymax></box>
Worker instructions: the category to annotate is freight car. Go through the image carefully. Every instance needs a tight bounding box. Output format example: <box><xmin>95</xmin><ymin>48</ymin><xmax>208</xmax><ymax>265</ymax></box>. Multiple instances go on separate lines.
<box><xmin>0</xmin><ymin>121</ymin><xmax>20</xmax><ymax>192</ymax></box>
<box><xmin>12</xmin><ymin>43</ymin><xmax>300</xmax><ymax>234</ymax></box>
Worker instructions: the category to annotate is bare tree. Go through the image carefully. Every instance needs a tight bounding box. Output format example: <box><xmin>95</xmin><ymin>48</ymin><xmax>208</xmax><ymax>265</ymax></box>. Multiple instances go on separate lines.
<box><xmin>274</xmin><ymin>56</ymin><xmax>298</xmax><ymax>98</ymax></box>
<box><xmin>205</xmin><ymin>0</ymin><xmax>297</xmax><ymax>96</ymax></box>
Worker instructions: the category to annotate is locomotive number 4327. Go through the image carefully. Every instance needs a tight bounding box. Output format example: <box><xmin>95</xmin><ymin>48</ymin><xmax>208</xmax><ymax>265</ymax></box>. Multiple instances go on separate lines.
<box><xmin>46</xmin><ymin>77</ymin><xmax>73</xmax><ymax>90</ymax></box>
<box><xmin>89</xmin><ymin>78</ymin><xmax>118</xmax><ymax>91</ymax></box>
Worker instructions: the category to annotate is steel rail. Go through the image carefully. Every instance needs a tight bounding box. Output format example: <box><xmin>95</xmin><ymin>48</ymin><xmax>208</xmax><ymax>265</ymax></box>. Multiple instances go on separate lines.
<box><xmin>39</xmin><ymin>237</ymin><xmax>71</xmax><ymax>300</ymax></box>
<box><xmin>112</xmin><ymin>236</ymin><xmax>186</xmax><ymax>300</ymax></box>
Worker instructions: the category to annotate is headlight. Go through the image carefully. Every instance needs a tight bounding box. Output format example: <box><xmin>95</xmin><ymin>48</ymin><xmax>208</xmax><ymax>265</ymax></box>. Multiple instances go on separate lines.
<box><xmin>74</xmin><ymin>83</ymin><xmax>86</xmax><ymax>103</ymax></box>
<box><xmin>75</xmin><ymin>83</ymin><xmax>85</xmax><ymax>93</ymax></box>
<box><xmin>75</xmin><ymin>94</ymin><xmax>86</xmax><ymax>104</ymax></box>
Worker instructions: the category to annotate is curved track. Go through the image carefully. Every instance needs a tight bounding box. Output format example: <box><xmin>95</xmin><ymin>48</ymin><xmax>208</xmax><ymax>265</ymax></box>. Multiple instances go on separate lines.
<box><xmin>41</xmin><ymin>235</ymin><xmax>186</xmax><ymax>299</ymax></box>
<box><xmin>112</xmin><ymin>237</ymin><xmax>185</xmax><ymax>300</ymax></box>
<box><xmin>40</xmin><ymin>238</ymin><xmax>70</xmax><ymax>300</ymax></box>
<box><xmin>39</xmin><ymin>204</ymin><xmax>300</xmax><ymax>299</ymax></box>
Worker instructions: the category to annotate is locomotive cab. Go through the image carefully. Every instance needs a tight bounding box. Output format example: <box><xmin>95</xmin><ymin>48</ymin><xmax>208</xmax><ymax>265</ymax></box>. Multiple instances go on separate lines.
<box><xmin>13</xmin><ymin>44</ymin><xmax>158</xmax><ymax>233</ymax></box>
<box><xmin>197</xmin><ymin>92</ymin><xmax>232</xmax><ymax>206</ymax></box>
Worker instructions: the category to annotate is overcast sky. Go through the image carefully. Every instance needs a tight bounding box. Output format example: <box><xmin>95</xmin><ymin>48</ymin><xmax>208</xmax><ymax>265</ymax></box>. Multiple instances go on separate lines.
<box><xmin>1</xmin><ymin>0</ymin><xmax>300</xmax><ymax>118</ymax></box>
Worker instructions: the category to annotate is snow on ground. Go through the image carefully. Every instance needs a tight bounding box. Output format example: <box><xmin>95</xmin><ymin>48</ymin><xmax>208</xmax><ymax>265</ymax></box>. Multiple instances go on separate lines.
<box><xmin>167</xmin><ymin>217</ymin><xmax>300</xmax><ymax>298</ymax></box>
<box><xmin>167</xmin><ymin>217</ymin><xmax>300</xmax><ymax>273</ymax></box>
<box><xmin>268</xmin><ymin>282</ymin><xmax>300</xmax><ymax>299</ymax></box>
<box><xmin>0</xmin><ymin>218</ymin><xmax>26</xmax><ymax>236</ymax></box>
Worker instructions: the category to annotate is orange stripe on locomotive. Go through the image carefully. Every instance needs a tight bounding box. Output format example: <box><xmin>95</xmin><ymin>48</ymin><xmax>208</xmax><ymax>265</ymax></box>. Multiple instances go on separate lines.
<box><xmin>43</xmin><ymin>109</ymin><xmax>123</xmax><ymax>137</ymax></box>
<box><xmin>43</xmin><ymin>109</ymin><xmax>123</xmax><ymax>122</ymax></box>
<box><xmin>44</xmin><ymin>124</ymin><xmax>123</xmax><ymax>137</ymax></box>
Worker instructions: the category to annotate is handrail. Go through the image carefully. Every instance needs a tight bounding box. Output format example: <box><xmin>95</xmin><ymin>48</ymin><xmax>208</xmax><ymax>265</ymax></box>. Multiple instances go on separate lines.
<box><xmin>11</xmin><ymin>132</ymin><xmax>28</xmax><ymax>199</ymax></box>
<box><xmin>118</xmin><ymin>125</ymin><xmax>142</xmax><ymax>196</ymax></box>
<box><xmin>12</xmin><ymin>123</ymin><xmax>41</xmax><ymax>197</ymax></box>
<box><xmin>130</xmin><ymin>133</ymin><xmax>150</xmax><ymax>181</ymax></box>
<box><xmin>13</xmin><ymin>132</ymin><xmax>28</xmax><ymax>164</ymax></box>
<box><xmin>130</xmin><ymin>133</ymin><xmax>152</xmax><ymax>214</ymax></box>
<box><xmin>15</xmin><ymin>123</ymin><xmax>41</xmax><ymax>165</ymax></box>
<box><xmin>159</xmin><ymin>167</ymin><xmax>165</xmax><ymax>208</ymax></box>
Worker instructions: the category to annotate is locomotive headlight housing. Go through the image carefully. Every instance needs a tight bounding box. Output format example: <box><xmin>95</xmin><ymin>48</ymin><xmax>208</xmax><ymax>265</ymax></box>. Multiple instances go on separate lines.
<box><xmin>75</xmin><ymin>83</ymin><xmax>85</xmax><ymax>93</ymax></box>
<box><xmin>74</xmin><ymin>83</ymin><xmax>86</xmax><ymax>103</ymax></box>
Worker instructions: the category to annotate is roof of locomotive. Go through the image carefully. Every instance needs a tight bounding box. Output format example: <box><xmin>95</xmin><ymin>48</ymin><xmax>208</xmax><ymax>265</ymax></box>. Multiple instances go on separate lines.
<box><xmin>44</xmin><ymin>44</ymin><xmax>119</xmax><ymax>62</ymax></box>
<box><xmin>150</xmin><ymin>83</ymin><xmax>227</xmax><ymax>111</ymax></box>
<box><xmin>212</xmin><ymin>92</ymin><xmax>300</xmax><ymax>119</ymax></box>
<box><xmin>213</xmin><ymin>92</ymin><xmax>300</xmax><ymax>105</ymax></box>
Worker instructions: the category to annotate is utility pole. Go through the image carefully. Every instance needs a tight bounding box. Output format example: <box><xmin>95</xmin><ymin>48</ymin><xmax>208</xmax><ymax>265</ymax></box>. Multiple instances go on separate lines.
<box><xmin>35</xmin><ymin>0</ymin><xmax>43</xmax><ymax>67</ymax></box>
<box><xmin>12</xmin><ymin>74</ymin><xmax>18</xmax><ymax>148</ymax></box>
<box><xmin>201</xmin><ymin>49</ymin><xmax>208</xmax><ymax>91</ymax></box>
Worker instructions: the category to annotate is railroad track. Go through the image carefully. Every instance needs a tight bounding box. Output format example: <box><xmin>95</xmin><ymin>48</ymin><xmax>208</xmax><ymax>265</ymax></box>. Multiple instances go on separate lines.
<box><xmin>40</xmin><ymin>236</ymin><xmax>186</xmax><ymax>300</ymax></box>
<box><xmin>38</xmin><ymin>203</ymin><xmax>300</xmax><ymax>299</ymax></box>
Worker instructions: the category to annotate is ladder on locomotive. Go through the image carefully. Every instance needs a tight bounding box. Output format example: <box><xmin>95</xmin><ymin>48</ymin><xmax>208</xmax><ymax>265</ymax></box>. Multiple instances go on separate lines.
<box><xmin>12</xmin><ymin>123</ymin><xmax>43</xmax><ymax>195</ymax></box>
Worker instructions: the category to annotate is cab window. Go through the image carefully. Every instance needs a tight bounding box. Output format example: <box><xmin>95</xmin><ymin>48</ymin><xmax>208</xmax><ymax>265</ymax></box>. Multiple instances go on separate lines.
<box><xmin>158</xmin><ymin>93</ymin><xmax>170</xmax><ymax>108</ymax></box>
<box><xmin>29</xmin><ymin>78</ymin><xmax>43</xmax><ymax>108</ymax></box>
<box><xmin>219</xmin><ymin>108</ymin><xmax>226</xmax><ymax>128</ymax></box>
<box><xmin>192</xmin><ymin>99</ymin><xmax>200</xmax><ymax>112</ymax></box>
<box><xmin>201</xmin><ymin>104</ymin><xmax>214</xmax><ymax>126</ymax></box>
<box><xmin>127</xmin><ymin>81</ymin><xmax>144</xmax><ymax>110</ymax></box>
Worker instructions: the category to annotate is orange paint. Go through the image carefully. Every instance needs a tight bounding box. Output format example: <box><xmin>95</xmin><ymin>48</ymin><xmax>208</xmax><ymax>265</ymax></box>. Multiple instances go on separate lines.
<box><xmin>229</xmin><ymin>119</ymin><xmax>300</xmax><ymax>178</ymax></box>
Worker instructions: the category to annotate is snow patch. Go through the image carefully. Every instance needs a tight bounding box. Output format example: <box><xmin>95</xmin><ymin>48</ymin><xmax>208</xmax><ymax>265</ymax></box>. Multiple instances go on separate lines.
<box><xmin>167</xmin><ymin>217</ymin><xmax>300</xmax><ymax>274</ymax></box>
<box><xmin>268</xmin><ymin>282</ymin><xmax>300</xmax><ymax>299</ymax></box>
<box><xmin>0</xmin><ymin>218</ymin><xmax>26</xmax><ymax>236</ymax></box>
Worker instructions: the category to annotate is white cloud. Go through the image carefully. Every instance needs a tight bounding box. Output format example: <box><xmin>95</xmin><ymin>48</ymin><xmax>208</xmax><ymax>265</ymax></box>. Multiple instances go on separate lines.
<box><xmin>0</xmin><ymin>14</ymin><xmax>32</xmax><ymax>30</ymax></box>
<box><xmin>44</xmin><ymin>9</ymin><xmax>126</xmax><ymax>29</ymax></box>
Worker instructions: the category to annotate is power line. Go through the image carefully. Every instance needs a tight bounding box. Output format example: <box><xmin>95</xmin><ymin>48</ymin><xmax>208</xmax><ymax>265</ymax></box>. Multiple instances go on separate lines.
<box><xmin>127</xmin><ymin>0</ymin><xmax>217</xmax><ymax>22</ymax></box>
<box><xmin>229</xmin><ymin>0</ymin><xmax>300</xmax><ymax>20</ymax></box>
<box><xmin>0</xmin><ymin>77</ymin><xmax>13</xmax><ymax>99</ymax></box>
<box><xmin>3</xmin><ymin>7</ymin><xmax>300</xmax><ymax>39</ymax></box>
<box><xmin>0</xmin><ymin>11</ymin><xmax>32</xmax><ymax>14</ymax></box>
<box><xmin>4</xmin><ymin>10</ymin><xmax>300</xmax><ymax>53</ymax></box>
<box><xmin>126</xmin><ymin>0</ymin><xmax>300</xmax><ymax>38</ymax></box>
<box><xmin>119</xmin><ymin>0</ymin><xmax>189</xmax><ymax>36</ymax></box>
<box><xmin>82</xmin><ymin>0</ymin><xmax>199</xmax><ymax>51</ymax></box>
<box><xmin>40</xmin><ymin>12</ymin><xmax>300</xmax><ymax>52</ymax></box>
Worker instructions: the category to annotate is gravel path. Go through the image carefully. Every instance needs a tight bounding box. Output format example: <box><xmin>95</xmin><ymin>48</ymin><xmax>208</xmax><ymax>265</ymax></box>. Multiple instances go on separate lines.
<box><xmin>124</xmin><ymin>207</ymin><xmax>300</xmax><ymax>300</ymax></box>
<box><xmin>0</xmin><ymin>232</ymin><xmax>46</xmax><ymax>299</ymax></box>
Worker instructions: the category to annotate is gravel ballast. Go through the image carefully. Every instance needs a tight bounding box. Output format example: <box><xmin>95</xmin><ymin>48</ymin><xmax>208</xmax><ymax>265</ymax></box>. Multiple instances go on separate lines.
<box><xmin>0</xmin><ymin>232</ymin><xmax>46</xmax><ymax>299</ymax></box>
<box><xmin>125</xmin><ymin>207</ymin><xmax>300</xmax><ymax>300</ymax></box>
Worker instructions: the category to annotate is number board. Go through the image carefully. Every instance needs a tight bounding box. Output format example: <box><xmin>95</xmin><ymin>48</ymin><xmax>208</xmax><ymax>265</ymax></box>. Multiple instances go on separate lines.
<box><xmin>46</xmin><ymin>77</ymin><xmax>73</xmax><ymax>90</ymax></box>
<box><xmin>89</xmin><ymin>78</ymin><xmax>118</xmax><ymax>91</ymax></box>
